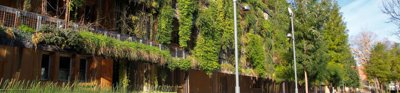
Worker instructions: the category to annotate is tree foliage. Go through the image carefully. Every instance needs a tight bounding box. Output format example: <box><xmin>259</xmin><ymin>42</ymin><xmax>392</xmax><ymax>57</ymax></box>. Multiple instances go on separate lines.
<box><xmin>323</xmin><ymin>3</ymin><xmax>359</xmax><ymax>87</ymax></box>
<box><xmin>366</xmin><ymin>42</ymin><xmax>392</xmax><ymax>84</ymax></box>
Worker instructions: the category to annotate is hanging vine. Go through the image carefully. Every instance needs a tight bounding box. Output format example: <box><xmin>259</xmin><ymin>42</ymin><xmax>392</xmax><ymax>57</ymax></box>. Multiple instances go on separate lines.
<box><xmin>193</xmin><ymin>6</ymin><xmax>222</xmax><ymax>75</ymax></box>
<box><xmin>157</xmin><ymin>2</ymin><xmax>174</xmax><ymax>44</ymax></box>
<box><xmin>245</xmin><ymin>33</ymin><xmax>268</xmax><ymax>77</ymax></box>
<box><xmin>177</xmin><ymin>0</ymin><xmax>196</xmax><ymax>48</ymax></box>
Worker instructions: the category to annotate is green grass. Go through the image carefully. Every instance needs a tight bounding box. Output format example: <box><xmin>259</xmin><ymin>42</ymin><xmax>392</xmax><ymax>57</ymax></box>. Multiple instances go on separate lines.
<box><xmin>0</xmin><ymin>79</ymin><xmax>177</xmax><ymax>93</ymax></box>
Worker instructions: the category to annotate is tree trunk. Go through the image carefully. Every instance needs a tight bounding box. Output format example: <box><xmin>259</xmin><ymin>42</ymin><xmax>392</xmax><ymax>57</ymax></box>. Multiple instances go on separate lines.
<box><xmin>396</xmin><ymin>81</ymin><xmax>399</xmax><ymax>93</ymax></box>
<box><xmin>65</xmin><ymin>0</ymin><xmax>70</xmax><ymax>28</ymax></box>
<box><xmin>314</xmin><ymin>86</ymin><xmax>318</xmax><ymax>93</ymax></box>
<box><xmin>380</xmin><ymin>83</ymin><xmax>384</xmax><ymax>93</ymax></box>
<box><xmin>305</xmin><ymin>70</ymin><xmax>309</xmax><ymax>93</ymax></box>
<box><xmin>41</xmin><ymin>0</ymin><xmax>47</xmax><ymax>15</ymax></box>
<box><xmin>374</xmin><ymin>78</ymin><xmax>379</xmax><ymax>93</ymax></box>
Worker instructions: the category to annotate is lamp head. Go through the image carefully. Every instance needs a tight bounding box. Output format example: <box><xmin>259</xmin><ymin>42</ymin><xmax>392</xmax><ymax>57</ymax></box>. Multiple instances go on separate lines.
<box><xmin>288</xmin><ymin>7</ymin><xmax>293</xmax><ymax>15</ymax></box>
<box><xmin>287</xmin><ymin>33</ymin><xmax>292</xmax><ymax>38</ymax></box>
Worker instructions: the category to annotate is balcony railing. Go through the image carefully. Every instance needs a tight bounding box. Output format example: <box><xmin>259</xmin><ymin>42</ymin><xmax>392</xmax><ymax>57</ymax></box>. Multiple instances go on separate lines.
<box><xmin>0</xmin><ymin>5</ymin><xmax>187</xmax><ymax>58</ymax></box>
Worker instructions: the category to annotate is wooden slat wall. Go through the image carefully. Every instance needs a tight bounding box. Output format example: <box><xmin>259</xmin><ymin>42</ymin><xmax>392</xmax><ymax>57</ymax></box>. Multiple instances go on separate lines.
<box><xmin>49</xmin><ymin>52</ymin><xmax>60</xmax><ymax>81</ymax></box>
<box><xmin>0</xmin><ymin>45</ymin><xmax>20</xmax><ymax>79</ymax></box>
<box><xmin>0</xmin><ymin>45</ymin><xmax>114</xmax><ymax>88</ymax></box>
<box><xmin>100</xmin><ymin>57</ymin><xmax>113</xmax><ymax>88</ymax></box>
<box><xmin>20</xmin><ymin>48</ymin><xmax>41</xmax><ymax>80</ymax></box>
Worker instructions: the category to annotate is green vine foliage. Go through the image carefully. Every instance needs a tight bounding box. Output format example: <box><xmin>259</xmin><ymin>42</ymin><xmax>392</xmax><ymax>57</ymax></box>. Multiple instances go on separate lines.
<box><xmin>39</xmin><ymin>25</ymin><xmax>82</xmax><ymax>49</ymax></box>
<box><xmin>177</xmin><ymin>0</ymin><xmax>196</xmax><ymax>48</ymax></box>
<box><xmin>78</xmin><ymin>31</ymin><xmax>171</xmax><ymax>64</ymax></box>
<box><xmin>168</xmin><ymin>58</ymin><xmax>191</xmax><ymax>71</ymax></box>
<box><xmin>212</xmin><ymin>0</ymin><xmax>235</xmax><ymax>64</ymax></box>
<box><xmin>157</xmin><ymin>3</ymin><xmax>174</xmax><ymax>45</ymax></box>
<box><xmin>69</xmin><ymin>0</ymin><xmax>84</xmax><ymax>11</ymax></box>
<box><xmin>38</xmin><ymin>25</ymin><xmax>172</xmax><ymax>64</ymax></box>
<box><xmin>245</xmin><ymin>33</ymin><xmax>268</xmax><ymax>77</ymax></box>
<box><xmin>193</xmin><ymin>8</ymin><xmax>222</xmax><ymax>75</ymax></box>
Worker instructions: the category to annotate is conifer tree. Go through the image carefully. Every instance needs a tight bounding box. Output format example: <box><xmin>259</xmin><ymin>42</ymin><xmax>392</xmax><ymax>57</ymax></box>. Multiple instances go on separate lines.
<box><xmin>323</xmin><ymin>3</ymin><xmax>360</xmax><ymax>88</ymax></box>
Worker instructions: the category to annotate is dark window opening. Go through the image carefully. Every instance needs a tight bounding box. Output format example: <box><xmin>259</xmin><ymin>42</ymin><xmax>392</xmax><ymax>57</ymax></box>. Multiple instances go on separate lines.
<box><xmin>79</xmin><ymin>59</ymin><xmax>87</xmax><ymax>82</ymax></box>
<box><xmin>251</xmin><ymin>79</ymin><xmax>262</xmax><ymax>88</ymax></box>
<box><xmin>41</xmin><ymin>54</ymin><xmax>50</xmax><ymax>80</ymax></box>
<box><xmin>59</xmin><ymin>56</ymin><xmax>71</xmax><ymax>82</ymax></box>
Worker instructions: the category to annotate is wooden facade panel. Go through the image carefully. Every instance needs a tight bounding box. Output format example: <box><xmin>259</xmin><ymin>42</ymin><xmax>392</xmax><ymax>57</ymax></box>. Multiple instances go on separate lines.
<box><xmin>20</xmin><ymin>48</ymin><xmax>41</xmax><ymax>80</ymax></box>
<box><xmin>88</xmin><ymin>56</ymin><xmax>100</xmax><ymax>83</ymax></box>
<box><xmin>189</xmin><ymin>70</ymin><xmax>213</xmax><ymax>93</ymax></box>
<box><xmin>188</xmin><ymin>70</ymin><xmax>270</xmax><ymax>93</ymax></box>
<box><xmin>50</xmin><ymin>52</ymin><xmax>60</xmax><ymax>81</ymax></box>
<box><xmin>71</xmin><ymin>55</ymin><xmax>80</xmax><ymax>82</ymax></box>
<box><xmin>1</xmin><ymin>46</ymin><xmax>20</xmax><ymax>79</ymax></box>
<box><xmin>100</xmin><ymin>58</ymin><xmax>113</xmax><ymax>88</ymax></box>
<box><xmin>0</xmin><ymin>45</ymin><xmax>6</xmax><ymax>78</ymax></box>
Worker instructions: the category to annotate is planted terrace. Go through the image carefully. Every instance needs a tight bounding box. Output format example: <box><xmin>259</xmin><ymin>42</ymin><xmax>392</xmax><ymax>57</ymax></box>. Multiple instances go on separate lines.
<box><xmin>0</xmin><ymin>5</ymin><xmax>189</xmax><ymax>70</ymax></box>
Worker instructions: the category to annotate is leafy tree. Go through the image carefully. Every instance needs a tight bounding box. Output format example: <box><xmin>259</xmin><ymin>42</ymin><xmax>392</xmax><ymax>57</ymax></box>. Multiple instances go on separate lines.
<box><xmin>291</xmin><ymin>0</ymin><xmax>332</xmax><ymax>92</ymax></box>
<box><xmin>389</xmin><ymin>43</ymin><xmax>400</xmax><ymax>92</ymax></box>
<box><xmin>366</xmin><ymin>42</ymin><xmax>391</xmax><ymax>92</ymax></box>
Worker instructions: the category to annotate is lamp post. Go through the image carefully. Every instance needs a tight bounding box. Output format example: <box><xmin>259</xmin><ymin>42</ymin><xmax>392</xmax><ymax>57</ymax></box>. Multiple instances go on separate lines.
<box><xmin>287</xmin><ymin>7</ymin><xmax>298</xmax><ymax>93</ymax></box>
<box><xmin>233</xmin><ymin>0</ymin><xmax>240</xmax><ymax>93</ymax></box>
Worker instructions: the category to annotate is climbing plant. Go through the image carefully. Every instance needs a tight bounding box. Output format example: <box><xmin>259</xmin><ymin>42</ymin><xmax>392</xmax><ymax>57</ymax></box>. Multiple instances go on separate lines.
<box><xmin>244</xmin><ymin>33</ymin><xmax>268</xmax><ymax>77</ymax></box>
<box><xmin>193</xmin><ymin>7</ymin><xmax>221</xmax><ymax>75</ymax></box>
<box><xmin>177</xmin><ymin>0</ymin><xmax>196</xmax><ymax>48</ymax></box>
<box><xmin>168</xmin><ymin>58</ymin><xmax>192</xmax><ymax>71</ymax></box>
<box><xmin>157</xmin><ymin>3</ymin><xmax>174</xmax><ymax>44</ymax></box>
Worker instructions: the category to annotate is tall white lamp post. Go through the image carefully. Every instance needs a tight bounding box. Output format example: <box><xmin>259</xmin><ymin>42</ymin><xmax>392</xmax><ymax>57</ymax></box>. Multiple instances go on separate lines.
<box><xmin>287</xmin><ymin>7</ymin><xmax>298</xmax><ymax>93</ymax></box>
<box><xmin>233</xmin><ymin>0</ymin><xmax>240</xmax><ymax>93</ymax></box>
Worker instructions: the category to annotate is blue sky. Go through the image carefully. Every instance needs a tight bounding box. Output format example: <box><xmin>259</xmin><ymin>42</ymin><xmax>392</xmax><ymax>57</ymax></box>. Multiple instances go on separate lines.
<box><xmin>339</xmin><ymin>0</ymin><xmax>399</xmax><ymax>43</ymax></box>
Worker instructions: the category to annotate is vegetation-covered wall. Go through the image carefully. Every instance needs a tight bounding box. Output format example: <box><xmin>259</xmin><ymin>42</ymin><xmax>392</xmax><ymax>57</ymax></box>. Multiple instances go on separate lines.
<box><xmin>0</xmin><ymin>0</ymin><xmax>361</xmax><ymax>91</ymax></box>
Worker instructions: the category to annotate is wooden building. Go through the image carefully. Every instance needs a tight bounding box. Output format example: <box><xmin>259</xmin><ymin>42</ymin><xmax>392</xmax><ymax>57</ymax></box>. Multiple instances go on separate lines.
<box><xmin>0</xmin><ymin>1</ymin><xmax>300</xmax><ymax>93</ymax></box>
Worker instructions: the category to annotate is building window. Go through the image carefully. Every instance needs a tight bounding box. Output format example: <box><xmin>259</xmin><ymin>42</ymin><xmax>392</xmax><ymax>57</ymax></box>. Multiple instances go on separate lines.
<box><xmin>59</xmin><ymin>56</ymin><xmax>71</xmax><ymax>82</ymax></box>
<box><xmin>79</xmin><ymin>59</ymin><xmax>88</xmax><ymax>82</ymax></box>
<box><xmin>41</xmin><ymin>54</ymin><xmax>51</xmax><ymax>80</ymax></box>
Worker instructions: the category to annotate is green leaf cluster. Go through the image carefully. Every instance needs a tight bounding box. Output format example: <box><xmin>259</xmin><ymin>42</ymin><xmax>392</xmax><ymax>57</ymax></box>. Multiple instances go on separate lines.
<box><xmin>157</xmin><ymin>2</ymin><xmax>174</xmax><ymax>45</ymax></box>
<box><xmin>177</xmin><ymin>0</ymin><xmax>196</xmax><ymax>48</ymax></box>
<box><xmin>366</xmin><ymin>42</ymin><xmax>398</xmax><ymax>84</ymax></box>
<box><xmin>193</xmin><ymin>6</ymin><xmax>222</xmax><ymax>75</ymax></box>
<box><xmin>0</xmin><ymin>25</ymin><xmax>173</xmax><ymax>65</ymax></box>
<box><xmin>168</xmin><ymin>58</ymin><xmax>192</xmax><ymax>71</ymax></box>
<box><xmin>78</xmin><ymin>31</ymin><xmax>171</xmax><ymax>64</ymax></box>
<box><xmin>245</xmin><ymin>33</ymin><xmax>268</xmax><ymax>77</ymax></box>
<box><xmin>39</xmin><ymin>25</ymin><xmax>82</xmax><ymax>49</ymax></box>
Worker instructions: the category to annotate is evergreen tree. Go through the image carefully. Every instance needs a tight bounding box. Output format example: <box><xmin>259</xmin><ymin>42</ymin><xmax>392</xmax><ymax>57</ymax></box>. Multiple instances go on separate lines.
<box><xmin>366</xmin><ymin>42</ymin><xmax>391</xmax><ymax>92</ymax></box>
<box><xmin>292</xmin><ymin>0</ymin><xmax>331</xmax><ymax>92</ymax></box>
<box><xmin>323</xmin><ymin>3</ymin><xmax>360</xmax><ymax>88</ymax></box>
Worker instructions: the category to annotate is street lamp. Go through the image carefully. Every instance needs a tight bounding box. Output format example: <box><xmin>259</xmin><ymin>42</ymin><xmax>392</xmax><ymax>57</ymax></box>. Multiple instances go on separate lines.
<box><xmin>287</xmin><ymin>7</ymin><xmax>298</xmax><ymax>93</ymax></box>
<box><xmin>233</xmin><ymin>0</ymin><xmax>240</xmax><ymax>93</ymax></box>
